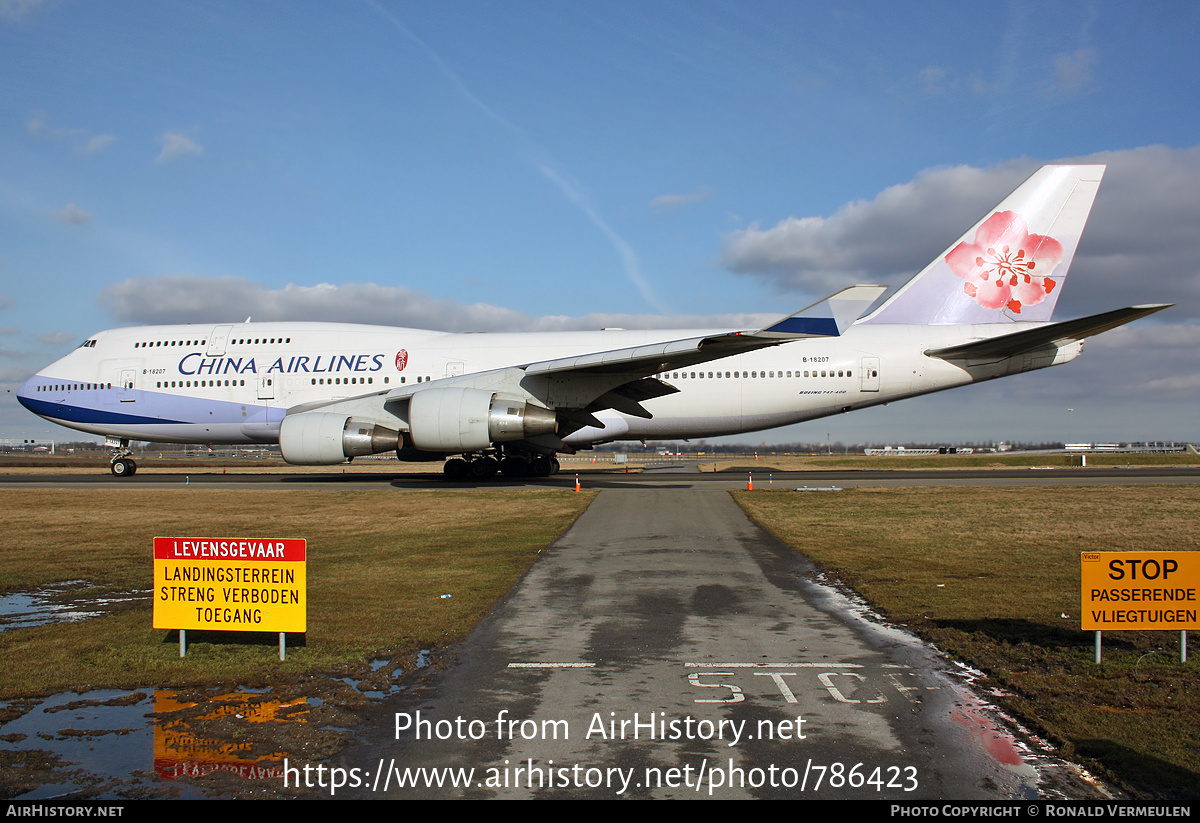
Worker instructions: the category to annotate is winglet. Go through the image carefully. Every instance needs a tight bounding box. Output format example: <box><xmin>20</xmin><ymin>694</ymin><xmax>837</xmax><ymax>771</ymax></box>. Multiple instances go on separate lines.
<box><xmin>753</xmin><ymin>285</ymin><xmax>888</xmax><ymax>339</ymax></box>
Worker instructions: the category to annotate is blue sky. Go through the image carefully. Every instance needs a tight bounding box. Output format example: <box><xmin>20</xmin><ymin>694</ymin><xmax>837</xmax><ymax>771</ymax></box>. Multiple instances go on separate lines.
<box><xmin>2</xmin><ymin>1</ymin><xmax>1198</xmax><ymax>446</ymax></box>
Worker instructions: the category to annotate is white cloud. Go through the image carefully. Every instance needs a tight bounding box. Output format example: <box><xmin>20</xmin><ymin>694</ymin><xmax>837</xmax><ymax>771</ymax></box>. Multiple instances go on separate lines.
<box><xmin>155</xmin><ymin>131</ymin><xmax>204</xmax><ymax>163</ymax></box>
<box><xmin>721</xmin><ymin>146</ymin><xmax>1200</xmax><ymax>319</ymax></box>
<box><xmin>26</xmin><ymin>113</ymin><xmax>115</xmax><ymax>155</ymax></box>
<box><xmin>651</xmin><ymin>187</ymin><xmax>716</xmax><ymax>213</ymax></box>
<box><xmin>917</xmin><ymin>66</ymin><xmax>946</xmax><ymax>96</ymax></box>
<box><xmin>57</xmin><ymin>203</ymin><xmax>90</xmax><ymax>224</ymax></box>
<box><xmin>1067</xmin><ymin>321</ymin><xmax>1200</xmax><ymax>398</ymax></box>
<box><xmin>1048</xmin><ymin>48</ymin><xmax>1097</xmax><ymax>98</ymax></box>
<box><xmin>99</xmin><ymin>275</ymin><xmax>769</xmax><ymax>333</ymax></box>
<box><xmin>36</xmin><ymin>331</ymin><xmax>76</xmax><ymax>346</ymax></box>
<box><xmin>81</xmin><ymin>134</ymin><xmax>116</xmax><ymax>155</ymax></box>
<box><xmin>722</xmin><ymin>159</ymin><xmax>1036</xmax><ymax>294</ymax></box>
<box><xmin>26</xmin><ymin>113</ymin><xmax>48</xmax><ymax>137</ymax></box>
<box><xmin>0</xmin><ymin>0</ymin><xmax>42</xmax><ymax>23</ymax></box>
<box><xmin>0</xmin><ymin>365</ymin><xmax>31</xmax><ymax>382</ymax></box>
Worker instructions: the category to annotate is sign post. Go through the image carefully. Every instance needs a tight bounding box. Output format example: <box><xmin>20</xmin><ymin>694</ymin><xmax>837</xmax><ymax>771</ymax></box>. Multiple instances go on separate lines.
<box><xmin>1081</xmin><ymin>551</ymin><xmax>1197</xmax><ymax>663</ymax></box>
<box><xmin>154</xmin><ymin>537</ymin><xmax>307</xmax><ymax>659</ymax></box>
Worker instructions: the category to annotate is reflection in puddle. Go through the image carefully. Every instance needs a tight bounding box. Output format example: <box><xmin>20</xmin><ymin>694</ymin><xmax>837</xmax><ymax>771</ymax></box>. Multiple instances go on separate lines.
<box><xmin>0</xmin><ymin>652</ymin><xmax>412</xmax><ymax>797</ymax></box>
<box><xmin>153</xmin><ymin>691</ymin><xmax>306</xmax><ymax>782</ymax></box>
<box><xmin>0</xmin><ymin>689</ymin><xmax>307</xmax><ymax>797</ymax></box>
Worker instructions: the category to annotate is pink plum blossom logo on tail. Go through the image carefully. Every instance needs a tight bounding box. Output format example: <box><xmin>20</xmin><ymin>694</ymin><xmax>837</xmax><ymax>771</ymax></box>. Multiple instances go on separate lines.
<box><xmin>945</xmin><ymin>211</ymin><xmax>1064</xmax><ymax>314</ymax></box>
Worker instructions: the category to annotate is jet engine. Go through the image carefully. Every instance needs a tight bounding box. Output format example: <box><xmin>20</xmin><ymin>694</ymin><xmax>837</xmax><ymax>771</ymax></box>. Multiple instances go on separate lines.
<box><xmin>407</xmin><ymin>388</ymin><xmax>557</xmax><ymax>452</ymax></box>
<box><xmin>278</xmin><ymin>388</ymin><xmax>557</xmax><ymax>464</ymax></box>
<box><xmin>279</xmin><ymin>412</ymin><xmax>402</xmax><ymax>465</ymax></box>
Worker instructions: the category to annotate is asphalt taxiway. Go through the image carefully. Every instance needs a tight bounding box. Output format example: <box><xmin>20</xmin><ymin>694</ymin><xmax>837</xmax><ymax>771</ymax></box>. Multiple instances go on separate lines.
<box><xmin>0</xmin><ymin>463</ymin><xmax>1196</xmax><ymax>490</ymax></box>
<box><xmin>331</xmin><ymin>484</ymin><xmax>1108</xmax><ymax>799</ymax></box>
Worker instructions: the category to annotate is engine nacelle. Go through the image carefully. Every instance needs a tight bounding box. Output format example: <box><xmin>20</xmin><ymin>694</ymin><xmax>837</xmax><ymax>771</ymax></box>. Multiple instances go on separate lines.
<box><xmin>279</xmin><ymin>412</ymin><xmax>401</xmax><ymax>465</ymax></box>
<box><xmin>407</xmin><ymin>388</ymin><xmax>557</xmax><ymax>452</ymax></box>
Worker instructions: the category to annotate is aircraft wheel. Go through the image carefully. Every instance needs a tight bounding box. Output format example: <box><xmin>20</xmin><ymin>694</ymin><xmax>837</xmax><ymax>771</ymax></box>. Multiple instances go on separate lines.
<box><xmin>111</xmin><ymin>459</ymin><xmax>135</xmax><ymax>477</ymax></box>
<box><xmin>469</xmin><ymin>457</ymin><xmax>499</xmax><ymax>480</ymax></box>
<box><xmin>500</xmin><ymin>456</ymin><xmax>527</xmax><ymax>478</ymax></box>
<box><xmin>530</xmin><ymin>455</ymin><xmax>552</xmax><ymax>478</ymax></box>
<box><xmin>443</xmin><ymin>458</ymin><xmax>469</xmax><ymax>480</ymax></box>
<box><xmin>549</xmin><ymin>457</ymin><xmax>560</xmax><ymax>475</ymax></box>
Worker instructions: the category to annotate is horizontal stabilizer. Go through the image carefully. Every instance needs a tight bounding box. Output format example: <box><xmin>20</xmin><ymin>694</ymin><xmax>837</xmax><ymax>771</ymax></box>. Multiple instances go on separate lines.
<box><xmin>926</xmin><ymin>304</ymin><xmax>1171</xmax><ymax>360</ymax></box>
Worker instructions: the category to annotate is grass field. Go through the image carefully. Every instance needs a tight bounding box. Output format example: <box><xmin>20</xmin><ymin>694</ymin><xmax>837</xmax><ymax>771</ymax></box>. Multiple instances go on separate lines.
<box><xmin>734</xmin><ymin>485</ymin><xmax>1200</xmax><ymax>802</ymax></box>
<box><xmin>706</xmin><ymin>451</ymin><xmax>1200</xmax><ymax>472</ymax></box>
<box><xmin>2</xmin><ymin>477</ymin><xmax>1197</xmax><ymax>800</ymax></box>
<box><xmin>0</xmin><ymin>488</ymin><xmax>594</xmax><ymax>699</ymax></box>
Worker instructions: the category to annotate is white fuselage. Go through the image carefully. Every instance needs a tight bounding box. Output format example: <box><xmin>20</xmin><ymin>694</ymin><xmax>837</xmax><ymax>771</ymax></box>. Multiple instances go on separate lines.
<box><xmin>16</xmin><ymin>319</ymin><xmax>1066</xmax><ymax>447</ymax></box>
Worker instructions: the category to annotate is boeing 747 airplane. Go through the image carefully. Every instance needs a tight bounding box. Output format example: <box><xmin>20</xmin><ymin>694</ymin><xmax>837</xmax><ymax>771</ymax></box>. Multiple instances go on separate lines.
<box><xmin>17</xmin><ymin>165</ymin><xmax>1168</xmax><ymax>478</ymax></box>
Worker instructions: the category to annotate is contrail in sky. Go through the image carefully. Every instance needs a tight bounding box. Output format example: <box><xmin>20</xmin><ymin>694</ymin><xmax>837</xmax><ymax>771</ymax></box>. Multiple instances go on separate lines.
<box><xmin>365</xmin><ymin>1</ymin><xmax>667</xmax><ymax>312</ymax></box>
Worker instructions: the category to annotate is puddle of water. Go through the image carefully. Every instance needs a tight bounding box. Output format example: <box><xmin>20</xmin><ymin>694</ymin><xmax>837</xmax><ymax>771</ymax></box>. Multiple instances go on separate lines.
<box><xmin>0</xmin><ymin>642</ymin><xmax>430</xmax><ymax>797</ymax></box>
<box><xmin>152</xmin><ymin>691</ymin><xmax>304</xmax><ymax>783</ymax></box>
<box><xmin>0</xmin><ymin>689</ymin><xmax>309</xmax><ymax>798</ymax></box>
<box><xmin>0</xmin><ymin>582</ymin><xmax>148</xmax><ymax>631</ymax></box>
<box><xmin>800</xmin><ymin>566</ymin><xmax>1111</xmax><ymax>799</ymax></box>
<box><xmin>0</xmin><ymin>690</ymin><xmax>159</xmax><ymax>798</ymax></box>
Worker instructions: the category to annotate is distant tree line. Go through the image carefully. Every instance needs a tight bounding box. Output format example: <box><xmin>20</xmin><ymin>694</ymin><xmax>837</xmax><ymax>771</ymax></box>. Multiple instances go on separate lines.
<box><xmin>590</xmin><ymin>440</ymin><xmax>1066</xmax><ymax>454</ymax></box>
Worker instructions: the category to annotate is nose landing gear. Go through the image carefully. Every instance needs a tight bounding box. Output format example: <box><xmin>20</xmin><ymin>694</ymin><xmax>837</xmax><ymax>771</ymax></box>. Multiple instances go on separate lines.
<box><xmin>107</xmin><ymin>438</ymin><xmax>137</xmax><ymax>477</ymax></box>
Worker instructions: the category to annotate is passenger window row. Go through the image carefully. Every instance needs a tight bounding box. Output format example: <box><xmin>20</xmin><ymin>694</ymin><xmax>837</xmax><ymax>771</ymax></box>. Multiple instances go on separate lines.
<box><xmin>134</xmin><ymin>337</ymin><xmax>294</xmax><ymax>348</ymax></box>
<box><xmin>136</xmin><ymin>339</ymin><xmax>206</xmax><ymax>348</ymax></box>
<box><xmin>659</xmin><ymin>369</ymin><xmax>853</xmax><ymax>379</ymax></box>
<box><xmin>156</xmin><ymin>380</ymin><xmax>245</xmax><ymax>388</ymax></box>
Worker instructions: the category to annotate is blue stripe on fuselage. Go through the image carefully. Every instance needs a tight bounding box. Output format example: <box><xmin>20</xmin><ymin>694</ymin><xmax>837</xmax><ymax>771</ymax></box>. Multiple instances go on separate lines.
<box><xmin>16</xmin><ymin>376</ymin><xmax>280</xmax><ymax>428</ymax></box>
<box><xmin>17</xmin><ymin>393</ymin><xmax>191</xmax><ymax>426</ymax></box>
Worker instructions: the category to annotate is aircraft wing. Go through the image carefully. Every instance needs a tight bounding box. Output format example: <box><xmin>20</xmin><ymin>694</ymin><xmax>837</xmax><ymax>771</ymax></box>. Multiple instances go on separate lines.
<box><xmin>925</xmin><ymin>304</ymin><xmax>1171</xmax><ymax>360</ymax></box>
<box><xmin>522</xmin><ymin>284</ymin><xmax>887</xmax><ymax>377</ymax></box>
<box><xmin>286</xmin><ymin>286</ymin><xmax>886</xmax><ymax>430</ymax></box>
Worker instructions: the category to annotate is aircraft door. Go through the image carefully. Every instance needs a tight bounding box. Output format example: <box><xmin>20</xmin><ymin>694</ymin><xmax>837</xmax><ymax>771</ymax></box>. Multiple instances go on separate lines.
<box><xmin>860</xmin><ymin>357</ymin><xmax>880</xmax><ymax>392</ymax></box>
<box><xmin>118</xmin><ymin>369</ymin><xmax>137</xmax><ymax>402</ymax></box>
<box><xmin>207</xmin><ymin>325</ymin><xmax>232</xmax><ymax>357</ymax></box>
<box><xmin>445</xmin><ymin>361</ymin><xmax>465</xmax><ymax>377</ymax></box>
<box><xmin>257</xmin><ymin>376</ymin><xmax>276</xmax><ymax>401</ymax></box>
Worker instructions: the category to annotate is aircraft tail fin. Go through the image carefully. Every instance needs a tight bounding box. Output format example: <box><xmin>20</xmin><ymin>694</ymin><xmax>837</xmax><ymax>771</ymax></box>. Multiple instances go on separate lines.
<box><xmin>858</xmin><ymin>165</ymin><xmax>1105</xmax><ymax>326</ymax></box>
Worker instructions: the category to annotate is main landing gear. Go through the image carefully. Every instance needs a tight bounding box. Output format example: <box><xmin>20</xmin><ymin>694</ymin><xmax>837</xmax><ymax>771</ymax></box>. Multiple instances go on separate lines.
<box><xmin>108</xmin><ymin>438</ymin><xmax>137</xmax><ymax>477</ymax></box>
<box><xmin>442</xmin><ymin>448</ymin><xmax>560</xmax><ymax>480</ymax></box>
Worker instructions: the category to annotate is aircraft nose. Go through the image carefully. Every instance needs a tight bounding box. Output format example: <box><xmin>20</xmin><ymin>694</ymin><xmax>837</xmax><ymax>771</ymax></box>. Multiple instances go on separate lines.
<box><xmin>16</xmin><ymin>374</ymin><xmax>39</xmax><ymax>413</ymax></box>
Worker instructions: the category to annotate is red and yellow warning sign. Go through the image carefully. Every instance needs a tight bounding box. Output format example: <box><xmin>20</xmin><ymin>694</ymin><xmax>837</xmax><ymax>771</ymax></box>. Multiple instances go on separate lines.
<box><xmin>153</xmin><ymin>537</ymin><xmax>306</xmax><ymax>632</ymax></box>
<box><xmin>1081</xmin><ymin>551</ymin><xmax>1198</xmax><ymax>631</ymax></box>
